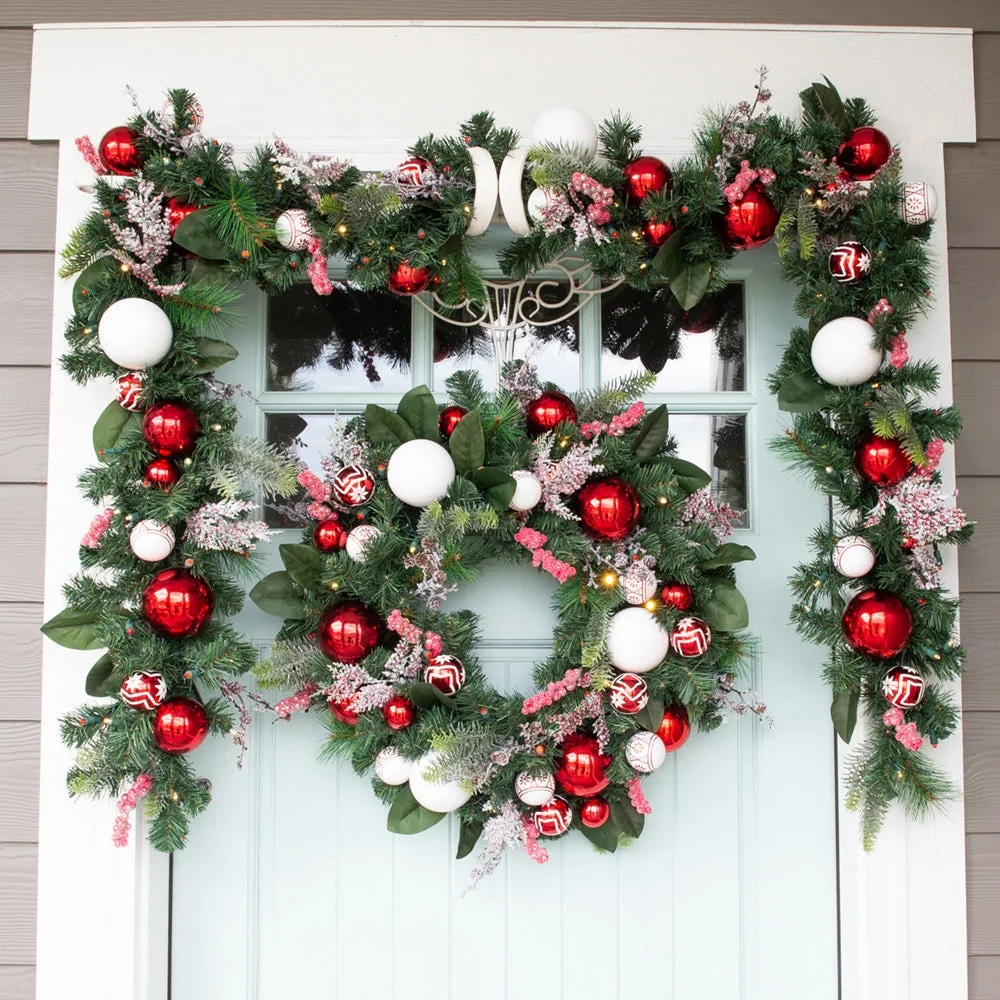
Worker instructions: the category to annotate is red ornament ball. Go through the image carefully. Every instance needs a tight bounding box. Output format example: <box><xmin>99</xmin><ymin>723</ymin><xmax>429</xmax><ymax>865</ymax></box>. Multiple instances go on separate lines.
<box><xmin>318</xmin><ymin>600</ymin><xmax>382</xmax><ymax>663</ymax></box>
<box><xmin>670</xmin><ymin>617</ymin><xmax>712</xmax><ymax>657</ymax></box>
<box><xmin>719</xmin><ymin>182</ymin><xmax>780</xmax><ymax>249</ymax></box>
<box><xmin>398</xmin><ymin>156</ymin><xmax>431</xmax><ymax>186</ymax></box>
<box><xmin>854</xmin><ymin>435</ymin><xmax>913</xmax><ymax>488</ymax></box>
<box><xmin>144</xmin><ymin>458</ymin><xmax>181</xmax><ymax>490</ymax></box>
<box><xmin>98</xmin><ymin>126</ymin><xmax>142</xmax><ymax>176</ymax></box>
<box><xmin>142</xmin><ymin>401</ymin><xmax>200</xmax><ymax>458</ymax></box>
<box><xmin>166</xmin><ymin>198</ymin><xmax>200</xmax><ymax>237</ymax></box>
<box><xmin>837</xmin><ymin>127</ymin><xmax>892</xmax><ymax>181</ymax></box>
<box><xmin>534</xmin><ymin>796</ymin><xmax>572</xmax><ymax>836</ymax></box>
<box><xmin>143</xmin><ymin>569</ymin><xmax>214</xmax><ymax>638</ymax></box>
<box><xmin>829</xmin><ymin>242</ymin><xmax>872</xmax><ymax>285</ymax></box>
<box><xmin>642</xmin><ymin>218</ymin><xmax>676</xmax><ymax>249</ymax></box>
<box><xmin>153</xmin><ymin>697</ymin><xmax>209</xmax><ymax>753</ymax></box>
<box><xmin>423</xmin><ymin>654</ymin><xmax>466</xmax><ymax>696</ymax></box>
<box><xmin>881</xmin><ymin>665</ymin><xmax>926</xmax><ymax>708</ymax></box>
<box><xmin>313</xmin><ymin>517</ymin><xmax>349</xmax><ymax>552</ymax></box>
<box><xmin>901</xmin><ymin>535</ymin><xmax>918</xmax><ymax>551</ymax></box>
<box><xmin>332</xmin><ymin>464</ymin><xmax>375</xmax><ymax>506</ymax></box>
<box><xmin>116</xmin><ymin>371</ymin><xmax>146</xmax><ymax>411</ymax></box>
<box><xmin>383</xmin><ymin>694</ymin><xmax>416</xmax><ymax>730</ymax></box>
<box><xmin>609</xmin><ymin>672</ymin><xmax>649</xmax><ymax>714</ymax></box>
<box><xmin>842</xmin><ymin>590</ymin><xmax>913</xmax><ymax>659</ymax></box>
<box><xmin>554</xmin><ymin>733</ymin><xmax>612</xmax><ymax>797</ymax></box>
<box><xmin>580</xmin><ymin>796</ymin><xmax>611</xmax><ymax>829</ymax></box>
<box><xmin>623</xmin><ymin>156</ymin><xmax>672</xmax><ymax>205</ymax></box>
<box><xmin>388</xmin><ymin>260</ymin><xmax>431</xmax><ymax>296</ymax></box>
<box><xmin>328</xmin><ymin>692</ymin><xmax>361</xmax><ymax>726</ymax></box>
<box><xmin>438</xmin><ymin>405</ymin><xmax>468</xmax><ymax>438</ymax></box>
<box><xmin>119</xmin><ymin>671</ymin><xmax>167</xmax><ymax>711</ymax></box>
<box><xmin>524</xmin><ymin>391</ymin><xmax>578</xmax><ymax>436</ymax></box>
<box><xmin>660</xmin><ymin>582</ymin><xmax>695</xmax><ymax>612</ymax></box>
<box><xmin>656</xmin><ymin>703</ymin><xmax>691</xmax><ymax>752</ymax></box>
<box><xmin>577</xmin><ymin>478</ymin><xmax>640</xmax><ymax>541</ymax></box>
<box><xmin>680</xmin><ymin>293</ymin><xmax>726</xmax><ymax>334</ymax></box>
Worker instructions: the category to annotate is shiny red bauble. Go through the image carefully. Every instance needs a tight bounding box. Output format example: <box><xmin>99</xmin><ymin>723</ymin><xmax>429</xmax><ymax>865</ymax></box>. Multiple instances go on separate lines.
<box><xmin>98</xmin><ymin>126</ymin><xmax>142</xmax><ymax>176</ymax></box>
<box><xmin>533</xmin><ymin>796</ymin><xmax>572</xmax><ymax>836</ymax></box>
<box><xmin>438</xmin><ymin>405</ymin><xmax>468</xmax><ymax>438</ymax></box>
<box><xmin>719</xmin><ymin>182</ymin><xmax>781</xmax><ymax>250</ymax></box>
<box><xmin>383</xmin><ymin>694</ymin><xmax>416</xmax><ymax>730</ymax></box>
<box><xmin>317</xmin><ymin>600</ymin><xmax>382</xmax><ymax>663</ymax></box>
<box><xmin>554</xmin><ymin>733</ymin><xmax>612</xmax><ymax>797</ymax></box>
<box><xmin>153</xmin><ymin>697</ymin><xmax>209</xmax><ymax>753</ymax></box>
<box><xmin>313</xmin><ymin>517</ymin><xmax>349</xmax><ymax>552</ymax></box>
<box><xmin>680</xmin><ymin>293</ymin><xmax>726</xmax><ymax>334</ymax></box>
<box><xmin>142</xmin><ymin>401</ymin><xmax>201</xmax><ymax>458</ymax></box>
<box><xmin>398</xmin><ymin>156</ymin><xmax>432</xmax><ymax>186</ymax></box>
<box><xmin>854</xmin><ymin>435</ymin><xmax>913</xmax><ymax>488</ymax></box>
<box><xmin>642</xmin><ymin>218</ymin><xmax>676</xmax><ymax>249</ymax></box>
<box><xmin>577</xmin><ymin>478</ymin><xmax>640</xmax><ymax>541</ymax></box>
<box><xmin>842</xmin><ymin>589</ymin><xmax>913</xmax><ymax>659</ymax></box>
<box><xmin>328</xmin><ymin>693</ymin><xmax>361</xmax><ymax>726</ymax></box>
<box><xmin>166</xmin><ymin>198</ymin><xmax>200</xmax><ymax>237</ymax></box>
<box><xmin>116</xmin><ymin>371</ymin><xmax>146</xmax><ymax>411</ymax></box>
<box><xmin>387</xmin><ymin>260</ymin><xmax>431</xmax><ymax>296</ymax></box>
<box><xmin>142</xmin><ymin>568</ymin><xmax>214</xmax><ymax>638</ymax></box>
<box><xmin>660</xmin><ymin>582</ymin><xmax>695</xmax><ymax>611</ymax></box>
<box><xmin>837</xmin><ymin>127</ymin><xmax>892</xmax><ymax>181</ymax></box>
<box><xmin>623</xmin><ymin>156</ymin><xmax>672</xmax><ymax>205</ymax></box>
<box><xmin>144</xmin><ymin>458</ymin><xmax>181</xmax><ymax>490</ymax></box>
<box><xmin>580</xmin><ymin>796</ymin><xmax>611</xmax><ymax>829</ymax></box>
<box><xmin>524</xmin><ymin>391</ymin><xmax>578</xmax><ymax>436</ymax></box>
<box><xmin>656</xmin><ymin>703</ymin><xmax>692</xmax><ymax>752</ymax></box>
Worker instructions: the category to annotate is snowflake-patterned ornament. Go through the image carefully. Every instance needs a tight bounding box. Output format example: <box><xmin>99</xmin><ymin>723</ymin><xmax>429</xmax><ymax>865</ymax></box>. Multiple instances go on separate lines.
<box><xmin>625</xmin><ymin>730</ymin><xmax>666</xmax><ymax>773</ymax></box>
<box><xmin>423</xmin><ymin>654</ymin><xmax>466</xmax><ymax>696</ymax></box>
<box><xmin>609</xmin><ymin>672</ymin><xmax>649</xmax><ymax>714</ymax></box>
<box><xmin>533</xmin><ymin>796</ymin><xmax>572</xmax><ymax>836</ymax></box>
<box><xmin>274</xmin><ymin>208</ymin><xmax>313</xmax><ymax>251</ymax></box>
<box><xmin>670</xmin><ymin>617</ymin><xmax>712</xmax><ymax>657</ymax></box>
<box><xmin>120</xmin><ymin>671</ymin><xmax>168</xmax><ymax>711</ymax></box>
<box><xmin>881</xmin><ymin>665</ymin><xmax>926</xmax><ymax>708</ymax></box>
<box><xmin>514</xmin><ymin>770</ymin><xmax>557</xmax><ymax>807</ymax></box>
<box><xmin>332</xmin><ymin>464</ymin><xmax>375</xmax><ymax>506</ymax></box>
<box><xmin>623</xmin><ymin>564</ymin><xmax>658</xmax><ymax>606</ymax></box>
<box><xmin>828</xmin><ymin>241</ymin><xmax>872</xmax><ymax>285</ymax></box>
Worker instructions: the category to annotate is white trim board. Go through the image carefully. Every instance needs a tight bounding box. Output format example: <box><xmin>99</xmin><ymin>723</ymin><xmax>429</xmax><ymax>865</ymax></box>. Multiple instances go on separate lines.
<box><xmin>29</xmin><ymin>20</ymin><xmax>975</xmax><ymax>1000</ymax></box>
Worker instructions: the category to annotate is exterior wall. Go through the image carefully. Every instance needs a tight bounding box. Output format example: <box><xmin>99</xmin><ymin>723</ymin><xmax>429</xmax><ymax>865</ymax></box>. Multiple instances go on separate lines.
<box><xmin>1</xmin><ymin>9</ymin><xmax>996</xmax><ymax>1000</ymax></box>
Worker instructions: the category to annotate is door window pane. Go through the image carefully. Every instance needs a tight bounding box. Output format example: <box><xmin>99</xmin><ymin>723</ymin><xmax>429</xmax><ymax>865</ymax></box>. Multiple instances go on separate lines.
<box><xmin>672</xmin><ymin>413</ymin><xmax>749</xmax><ymax>526</ymax></box>
<box><xmin>601</xmin><ymin>283</ymin><xmax>745</xmax><ymax>392</ymax></box>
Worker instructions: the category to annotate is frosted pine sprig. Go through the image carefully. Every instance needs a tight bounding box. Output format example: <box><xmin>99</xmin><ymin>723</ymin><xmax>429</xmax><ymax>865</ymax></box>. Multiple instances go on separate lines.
<box><xmin>532</xmin><ymin>435</ymin><xmax>604</xmax><ymax>519</ymax></box>
<box><xmin>272</xmin><ymin>137</ymin><xmax>351</xmax><ymax>203</ymax></box>
<box><xmin>465</xmin><ymin>800</ymin><xmax>530</xmax><ymax>893</ymax></box>
<box><xmin>863</xmin><ymin>477</ymin><xmax>967</xmax><ymax>545</ymax></box>
<box><xmin>679</xmin><ymin>489</ymin><xmax>741</xmax><ymax>542</ymax></box>
<box><xmin>186</xmin><ymin>499</ymin><xmax>273</xmax><ymax>553</ymax></box>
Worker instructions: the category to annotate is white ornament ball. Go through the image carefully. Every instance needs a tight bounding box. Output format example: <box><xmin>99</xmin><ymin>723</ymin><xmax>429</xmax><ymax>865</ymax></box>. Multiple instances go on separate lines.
<box><xmin>275</xmin><ymin>208</ymin><xmax>313</xmax><ymax>251</ymax></box>
<box><xmin>509</xmin><ymin>470</ymin><xmax>543</xmax><ymax>512</ymax></box>
<box><xmin>129</xmin><ymin>519</ymin><xmax>175</xmax><ymax>562</ymax></box>
<box><xmin>898</xmin><ymin>182</ymin><xmax>938</xmax><ymax>226</ymax></box>
<box><xmin>532</xmin><ymin>107</ymin><xmax>599</xmax><ymax>158</ymax></box>
<box><xmin>407</xmin><ymin>750</ymin><xmax>472</xmax><ymax>813</ymax></box>
<box><xmin>606</xmin><ymin>607</ymin><xmax>670</xmax><ymax>674</ymax></box>
<box><xmin>374</xmin><ymin>746</ymin><xmax>413</xmax><ymax>786</ymax></box>
<box><xmin>626</xmin><ymin>730</ymin><xmax>667</xmax><ymax>773</ymax></box>
<box><xmin>623</xmin><ymin>566</ymin><xmax>657</xmax><ymax>606</ymax></box>
<box><xmin>345</xmin><ymin>524</ymin><xmax>382</xmax><ymax>563</ymax></box>
<box><xmin>387</xmin><ymin>439</ymin><xmax>456</xmax><ymax>508</ymax></box>
<box><xmin>810</xmin><ymin>316</ymin><xmax>882</xmax><ymax>387</ymax></box>
<box><xmin>831</xmin><ymin>535</ymin><xmax>876</xmax><ymax>579</ymax></box>
<box><xmin>98</xmin><ymin>298</ymin><xmax>173</xmax><ymax>370</ymax></box>
<box><xmin>514</xmin><ymin>770</ymin><xmax>556</xmax><ymax>807</ymax></box>
<box><xmin>526</xmin><ymin>186</ymin><xmax>562</xmax><ymax>223</ymax></box>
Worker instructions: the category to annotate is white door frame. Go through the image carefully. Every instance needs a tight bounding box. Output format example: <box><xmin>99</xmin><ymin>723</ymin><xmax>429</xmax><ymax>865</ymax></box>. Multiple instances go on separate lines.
<box><xmin>28</xmin><ymin>20</ymin><xmax>976</xmax><ymax>1000</ymax></box>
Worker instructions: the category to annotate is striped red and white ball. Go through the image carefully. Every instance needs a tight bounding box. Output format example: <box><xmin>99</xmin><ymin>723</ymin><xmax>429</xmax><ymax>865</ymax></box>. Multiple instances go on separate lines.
<box><xmin>116</xmin><ymin>372</ymin><xmax>146</xmax><ymax>411</ymax></box>
<box><xmin>625</xmin><ymin>730</ymin><xmax>667</xmax><ymax>773</ymax></box>
<box><xmin>831</xmin><ymin>535</ymin><xmax>876</xmax><ymax>579</ymax></box>
<box><xmin>623</xmin><ymin>565</ymin><xmax>657</xmax><ymax>606</ymax></box>
<box><xmin>397</xmin><ymin>156</ymin><xmax>431</xmax><ymax>186</ymax></box>
<box><xmin>660</xmin><ymin>582</ymin><xmax>695</xmax><ymax>612</ymax></box>
<box><xmin>881</xmin><ymin>666</ymin><xmax>926</xmax><ymax>708</ymax></box>
<box><xmin>828</xmin><ymin>242</ymin><xmax>872</xmax><ymax>285</ymax></box>
<box><xmin>514</xmin><ymin>770</ymin><xmax>557</xmax><ymax>807</ymax></box>
<box><xmin>332</xmin><ymin>464</ymin><xmax>375</xmax><ymax>506</ymax></box>
<box><xmin>274</xmin><ymin>208</ymin><xmax>313</xmax><ymax>251</ymax></box>
<box><xmin>533</xmin><ymin>796</ymin><xmax>572</xmax><ymax>836</ymax></box>
<box><xmin>374</xmin><ymin>745</ymin><xmax>412</xmax><ymax>786</ymax></box>
<box><xmin>609</xmin><ymin>672</ymin><xmax>649</xmax><ymax>714</ymax></box>
<box><xmin>423</xmin><ymin>654</ymin><xmax>465</xmax><ymax>696</ymax></box>
<box><xmin>345</xmin><ymin>524</ymin><xmax>382</xmax><ymax>563</ymax></box>
<box><xmin>656</xmin><ymin>703</ymin><xmax>691</xmax><ymax>752</ymax></box>
<box><xmin>120</xmin><ymin>671</ymin><xmax>167</xmax><ymax>711</ymax></box>
<box><xmin>670</xmin><ymin>617</ymin><xmax>712</xmax><ymax>657</ymax></box>
<box><xmin>129</xmin><ymin>519</ymin><xmax>176</xmax><ymax>563</ymax></box>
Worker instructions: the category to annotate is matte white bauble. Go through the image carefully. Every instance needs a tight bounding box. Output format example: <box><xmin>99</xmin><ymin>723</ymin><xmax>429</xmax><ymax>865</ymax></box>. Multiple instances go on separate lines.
<box><xmin>606</xmin><ymin>606</ymin><xmax>670</xmax><ymax>674</ymax></box>
<box><xmin>374</xmin><ymin>746</ymin><xmax>413</xmax><ymax>786</ymax></box>
<box><xmin>274</xmin><ymin>208</ymin><xmax>313</xmax><ymax>250</ymax></box>
<box><xmin>810</xmin><ymin>316</ymin><xmax>882</xmax><ymax>387</ymax></box>
<box><xmin>625</xmin><ymin>730</ymin><xmax>667</xmax><ymax>773</ymax></box>
<box><xmin>98</xmin><ymin>298</ymin><xmax>173</xmax><ymax>370</ymax></box>
<box><xmin>386</xmin><ymin>439</ymin><xmax>456</xmax><ymax>507</ymax></box>
<box><xmin>407</xmin><ymin>751</ymin><xmax>472</xmax><ymax>813</ymax></box>
<box><xmin>509</xmin><ymin>470</ymin><xmax>543</xmax><ymax>512</ymax></box>
<box><xmin>532</xmin><ymin>107</ymin><xmax>599</xmax><ymax>158</ymax></box>
<box><xmin>831</xmin><ymin>535</ymin><xmax>876</xmax><ymax>578</ymax></box>
<box><xmin>527</xmin><ymin>186</ymin><xmax>561</xmax><ymax>223</ymax></box>
<box><xmin>129</xmin><ymin>519</ymin><xmax>176</xmax><ymax>562</ymax></box>
<box><xmin>898</xmin><ymin>182</ymin><xmax>938</xmax><ymax>226</ymax></box>
<box><xmin>345</xmin><ymin>524</ymin><xmax>382</xmax><ymax>563</ymax></box>
<box><xmin>514</xmin><ymin>770</ymin><xmax>556</xmax><ymax>807</ymax></box>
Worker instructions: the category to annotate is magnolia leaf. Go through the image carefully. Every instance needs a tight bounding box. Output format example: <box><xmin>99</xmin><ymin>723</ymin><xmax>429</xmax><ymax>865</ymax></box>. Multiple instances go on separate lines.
<box><xmin>633</xmin><ymin>696</ymin><xmax>665</xmax><ymax>735</ymax></box>
<box><xmin>186</xmin><ymin>258</ymin><xmax>227</xmax><ymax>286</ymax></box>
<box><xmin>72</xmin><ymin>256</ymin><xmax>117</xmax><ymax>314</ymax></box>
<box><xmin>667</xmin><ymin>457</ymin><xmax>712</xmax><ymax>495</ymax></box>
<box><xmin>279</xmin><ymin>543</ymin><xmax>324</xmax><ymax>591</ymax></box>
<box><xmin>85</xmin><ymin>653</ymin><xmax>118</xmax><ymax>698</ymax></box>
<box><xmin>471</xmin><ymin>467</ymin><xmax>516</xmax><ymax>512</ymax></box>
<box><xmin>407</xmin><ymin>682</ymin><xmax>454</xmax><ymax>709</ymax></box>
<box><xmin>633</xmin><ymin>404</ymin><xmax>670</xmax><ymax>462</ymax></box>
<box><xmin>811</xmin><ymin>76</ymin><xmax>849</xmax><ymax>133</ymax></box>
<box><xmin>364</xmin><ymin>404</ymin><xmax>415</xmax><ymax>445</ymax></box>
<box><xmin>701</xmin><ymin>579</ymin><xmax>749</xmax><ymax>631</ymax></box>
<box><xmin>650</xmin><ymin>230</ymin><xmax>684</xmax><ymax>279</ymax></box>
<box><xmin>93</xmin><ymin>401</ymin><xmax>140</xmax><ymax>461</ymax></box>
<box><xmin>610</xmin><ymin>799</ymin><xmax>645</xmax><ymax>839</ymax></box>
<box><xmin>831</xmin><ymin>689</ymin><xmax>860</xmax><ymax>744</ymax></box>
<box><xmin>40</xmin><ymin>607</ymin><xmax>103</xmax><ymax>650</ymax></box>
<box><xmin>172</xmin><ymin>211</ymin><xmax>229</xmax><ymax>260</ymax></box>
<box><xmin>386</xmin><ymin>784</ymin><xmax>447</xmax><ymax>835</ymax></box>
<box><xmin>191</xmin><ymin>337</ymin><xmax>239</xmax><ymax>373</ymax></box>
<box><xmin>456</xmin><ymin>819</ymin><xmax>484</xmax><ymax>859</ymax></box>
<box><xmin>449</xmin><ymin>410</ymin><xmax>485</xmax><ymax>475</ymax></box>
<box><xmin>249</xmin><ymin>571</ymin><xmax>306</xmax><ymax>620</ymax></box>
<box><xmin>700</xmin><ymin>543</ymin><xmax>757</xmax><ymax>570</ymax></box>
<box><xmin>579</xmin><ymin>815</ymin><xmax>619</xmax><ymax>852</ymax></box>
<box><xmin>669</xmin><ymin>261</ymin><xmax>712</xmax><ymax>310</ymax></box>
<box><xmin>778</xmin><ymin>373</ymin><xmax>835</xmax><ymax>413</ymax></box>
<box><xmin>397</xmin><ymin>385</ymin><xmax>439</xmax><ymax>440</ymax></box>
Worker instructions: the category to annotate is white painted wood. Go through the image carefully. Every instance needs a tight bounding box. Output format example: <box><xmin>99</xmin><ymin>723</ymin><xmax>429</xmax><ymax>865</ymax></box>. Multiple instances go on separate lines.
<box><xmin>29</xmin><ymin>20</ymin><xmax>976</xmax><ymax>1000</ymax></box>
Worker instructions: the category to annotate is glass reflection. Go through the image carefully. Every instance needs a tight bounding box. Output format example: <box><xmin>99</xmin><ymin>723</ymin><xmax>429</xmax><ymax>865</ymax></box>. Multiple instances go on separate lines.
<box><xmin>265</xmin><ymin>412</ymin><xmax>342</xmax><ymax>527</ymax></box>
<box><xmin>671</xmin><ymin>413</ymin><xmax>748</xmax><ymax>526</ymax></box>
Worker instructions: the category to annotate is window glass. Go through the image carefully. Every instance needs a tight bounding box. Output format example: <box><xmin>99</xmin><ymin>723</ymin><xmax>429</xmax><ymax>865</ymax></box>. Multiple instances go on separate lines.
<box><xmin>671</xmin><ymin>413</ymin><xmax>748</xmax><ymax>526</ymax></box>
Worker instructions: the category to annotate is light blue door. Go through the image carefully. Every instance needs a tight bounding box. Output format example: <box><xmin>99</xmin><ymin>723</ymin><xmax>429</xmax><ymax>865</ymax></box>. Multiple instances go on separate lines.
<box><xmin>171</xmin><ymin>247</ymin><xmax>837</xmax><ymax>999</ymax></box>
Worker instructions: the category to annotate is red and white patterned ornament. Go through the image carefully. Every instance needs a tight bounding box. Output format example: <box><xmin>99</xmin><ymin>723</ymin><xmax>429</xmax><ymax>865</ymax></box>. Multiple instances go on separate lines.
<box><xmin>274</xmin><ymin>208</ymin><xmax>313</xmax><ymax>251</ymax></box>
<box><xmin>897</xmin><ymin>182</ymin><xmax>938</xmax><ymax>226</ymax></box>
<box><xmin>120</xmin><ymin>671</ymin><xmax>167</xmax><ymax>711</ymax></box>
<box><xmin>398</xmin><ymin>156</ymin><xmax>431</xmax><ymax>186</ymax></box>
<box><xmin>881</xmin><ymin>665</ymin><xmax>926</xmax><ymax>708</ymax></box>
<box><xmin>609</xmin><ymin>672</ymin><xmax>649</xmax><ymax>714</ymax></box>
<box><xmin>514</xmin><ymin>770</ymin><xmax>557</xmax><ymax>807</ymax></box>
<box><xmin>831</xmin><ymin>535</ymin><xmax>876</xmax><ymax>579</ymax></box>
<box><xmin>828</xmin><ymin>242</ymin><xmax>872</xmax><ymax>285</ymax></box>
<box><xmin>670</xmin><ymin>617</ymin><xmax>712</xmax><ymax>657</ymax></box>
<box><xmin>423</xmin><ymin>654</ymin><xmax>465</xmax><ymax>696</ymax></box>
<box><xmin>116</xmin><ymin>372</ymin><xmax>146</xmax><ymax>411</ymax></box>
<box><xmin>625</xmin><ymin>730</ymin><xmax>667</xmax><ymax>773</ymax></box>
<box><xmin>533</xmin><ymin>796</ymin><xmax>572</xmax><ymax>836</ymax></box>
<box><xmin>622</xmin><ymin>564</ymin><xmax>657</xmax><ymax>606</ymax></box>
<box><xmin>332</xmin><ymin>464</ymin><xmax>375</xmax><ymax>506</ymax></box>
<box><xmin>345</xmin><ymin>524</ymin><xmax>382</xmax><ymax>563</ymax></box>
<box><xmin>129</xmin><ymin>519</ymin><xmax>176</xmax><ymax>563</ymax></box>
